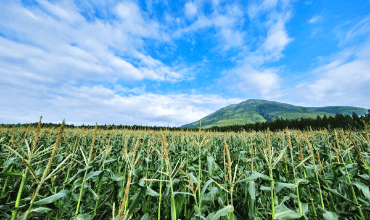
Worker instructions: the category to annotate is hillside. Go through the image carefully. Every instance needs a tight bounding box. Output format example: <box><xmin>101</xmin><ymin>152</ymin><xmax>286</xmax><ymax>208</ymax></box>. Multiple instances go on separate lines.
<box><xmin>181</xmin><ymin>99</ymin><xmax>368</xmax><ymax>129</ymax></box>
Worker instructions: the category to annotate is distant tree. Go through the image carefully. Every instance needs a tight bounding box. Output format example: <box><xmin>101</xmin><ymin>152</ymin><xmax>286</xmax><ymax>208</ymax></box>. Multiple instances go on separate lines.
<box><xmin>316</xmin><ymin>115</ymin><xmax>322</xmax><ymax>128</ymax></box>
<box><xmin>328</xmin><ymin>115</ymin><xmax>335</xmax><ymax>129</ymax></box>
<box><xmin>365</xmin><ymin>110</ymin><xmax>370</xmax><ymax>124</ymax></box>
<box><xmin>352</xmin><ymin>112</ymin><xmax>362</xmax><ymax>129</ymax></box>
<box><xmin>343</xmin><ymin>114</ymin><xmax>353</xmax><ymax>129</ymax></box>
<box><xmin>322</xmin><ymin>115</ymin><xmax>328</xmax><ymax>127</ymax></box>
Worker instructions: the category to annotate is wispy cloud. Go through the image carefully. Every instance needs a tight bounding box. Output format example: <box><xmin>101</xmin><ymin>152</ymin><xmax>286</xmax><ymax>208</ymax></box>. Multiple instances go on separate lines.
<box><xmin>0</xmin><ymin>1</ymin><xmax>187</xmax><ymax>86</ymax></box>
<box><xmin>221</xmin><ymin>0</ymin><xmax>293</xmax><ymax>98</ymax></box>
<box><xmin>174</xmin><ymin>2</ymin><xmax>246</xmax><ymax>50</ymax></box>
<box><xmin>247</xmin><ymin>0</ymin><xmax>278</xmax><ymax>18</ymax></box>
<box><xmin>343</xmin><ymin>16</ymin><xmax>370</xmax><ymax>43</ymax></box>
<box><xmin>296</xmin><ymin>17</ymin><xmax>370</xmax><ymax>107</ymax></box>
<box><xmin>309</xmin><ymin>15</ymin><xmax>322</xmax><ymax>24</ymax></box>
<box><xmin>261</xmin><ymin>11</ymin><xmax>293</xmax><ymax>60</ymax></box>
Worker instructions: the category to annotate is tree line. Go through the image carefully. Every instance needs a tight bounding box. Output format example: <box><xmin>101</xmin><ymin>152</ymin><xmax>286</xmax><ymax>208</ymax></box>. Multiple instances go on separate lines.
<box><xmin>1</xmin><ymin>110</ymin><xmax>369</xmax><ymax>132</ymax></box>
<box><xmin>0</xmin><ymin>122</ymin><xmax>190</xmax><ymax>131</ymax></box>
<box><xmin>206</xmin><ymin>111</ymin><xmax>370</xmax><ymax>132</ymax></box>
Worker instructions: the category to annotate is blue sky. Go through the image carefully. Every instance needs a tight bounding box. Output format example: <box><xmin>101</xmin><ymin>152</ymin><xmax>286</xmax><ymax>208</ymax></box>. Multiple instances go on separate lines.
<box><xmin>1</xmin><ymin>0</ymin><xmax>370</xmax><ymax>126</ymax></box>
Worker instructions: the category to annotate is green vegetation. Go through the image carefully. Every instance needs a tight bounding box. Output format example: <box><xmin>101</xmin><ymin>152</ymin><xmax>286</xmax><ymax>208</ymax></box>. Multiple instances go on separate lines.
<box><xmin>1</xmin><ymin>119</ymin><xmax>370</xmax><ymax>219</ymax></box>
<box><xmin>206</xmin><ymin>111</ymin><xmax>370</xmax><ymax>132</ymax></box>
<box><xmin>181</xmin><ymin>99</ymin><xmax>368</xmax><ymax>129</ymax></box>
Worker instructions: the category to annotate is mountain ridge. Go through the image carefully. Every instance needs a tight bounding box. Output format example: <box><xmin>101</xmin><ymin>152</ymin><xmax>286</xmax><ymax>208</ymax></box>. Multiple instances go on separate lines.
<box><xmin>181</xmin><ymin>99</ymin><xmax>368</xmax><ymax>129</ymax></box>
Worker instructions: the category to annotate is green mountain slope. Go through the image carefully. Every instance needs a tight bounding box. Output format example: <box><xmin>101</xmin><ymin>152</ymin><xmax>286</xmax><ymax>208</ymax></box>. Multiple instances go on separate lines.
<box><xmin>181</xmin><ymin>99</ymin><xmax>368</xmax><ymax>129</ymax></box>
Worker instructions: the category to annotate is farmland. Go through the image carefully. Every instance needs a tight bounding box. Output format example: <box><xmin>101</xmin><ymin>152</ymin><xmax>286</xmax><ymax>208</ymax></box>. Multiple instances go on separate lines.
<box><xmin>1</xmin><ymin>119</ymin><xmax>370</xmax><ymax>220</ymax></box>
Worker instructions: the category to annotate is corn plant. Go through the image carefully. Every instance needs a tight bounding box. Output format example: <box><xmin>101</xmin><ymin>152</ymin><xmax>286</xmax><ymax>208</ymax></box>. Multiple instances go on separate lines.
<box><xmin>1</xmin><ymin>122</ymin><xmax>370</xmax><ymax>220</ymax></box>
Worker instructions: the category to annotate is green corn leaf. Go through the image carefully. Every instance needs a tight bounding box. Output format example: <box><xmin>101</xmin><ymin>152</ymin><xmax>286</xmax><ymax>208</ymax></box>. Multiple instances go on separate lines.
<box><xmin>71</xmin><ymin>214</ymin><xmax>93</xmax><ymax>220</ymax></box>
<box><xmin>274</xmin><ymin>204</ymin><xmax>301</xmax><ymax>219</ymax></box>
<box><xmin>85</xmin><ymin>171</ymin><xmax>103</xmax><ymax>180</ymax></box>
<box><xmin>171</xmin><ymin>194</ymin><xmax>176</xmax><ymax>220</ymax></box>
<box><xmin>322</xmin><ymin>186</ymin><xmax>357</xmax><ymax>205</ymax></box>
<box><xmin>356</xmin><ymin>174</ymin><xmax>369</xmax><ymax>181</ymax></box>
<box><xmin>104</xmin><ymin>158</ymin><xmax>117</xmax><ymax>164</ymax></box>
<box><xmin>280</xmin><ymin>196</ymin><xmax>291</xmax><ymax>204</ymax></box>
<box><xmin>318</xmin><ymin>207</ymin><xmax>339</xmax><ymax>220</ymax></box>
<box><xmin>30</xmin><ymin>207</ymin><xmax>52</xmax><ymax>213</ymax></box>
<box><xmin>248</xmin><ymin>181</ymin><xmax>256</xmax><ymax>219</ymax></box>
<box><xmin>35</xmin><ymin>167</ymin><xmax>45</xmax><ymax>176</ymax></box>
<box><xmin>173</xmin><ymin>192</ymin><xmax>194</xmax><ymax>196</ymax></box>
<box><xmin>201</xmin><ymin>180</ymin><xmax>213</xmax><ymax>199</ymax></box>
<box><xmin>140</xmin><ymin>213</ymin><xmax>150</xmax><ymax>220</ymax></box>
<box><xmin>239</xmin><ymin>171</ymin><xmax>272</xmax><ymax>183</ymax></box>
<box><xmin>105</xmin><ymin>169</ymin><xmax>124</xmax><ymax>181</ymax></box>
<box><xmin>174</xmin><ymin>194</ymin><xmax>185</xmax><ymax>219</ymax></box>
<box><xmin>301</xmin><ymin>202</ymin><xmax>308</xmax><ymax>216</ymax></box>
<box><xmin>260</xmin><ymin>186</ymin><xmax>271</xmax><ymax>191</ymax></box>
<box><xmin>127</xmin><ymin>185</ymin><xmax>146</xmax><ymax>216</ymax></box>
<box><xmin>3</xmin><ymin>157</ymin><xmax>16</xmax><ymax>171</ymax></box>
<box><xmin>276</xmin><ymin>182</ymin><xmax>296</xmax><ymax>193</ymax></box>
<box><xmin>33</xmin><ymin>190</ymin><xmax>69</xmax><ymax>206</ymax></box>
<box><xmin>352</xmin><ymin>182</ymin><xmax>370</xmax><ymax>202</ymax></box>
<box><xmin>0</xmin><ymin>172</ymin><xmax>22</xmax><ymax>178</ymax></box>
<box><xmin>207</xmin><ymin>156</ymin><xmax>215</xmax><ymax>176</ymax></box>
<box><xmin>248</xmin><ymin>181</ymin><xmax>256</xmax><ymax>199</ymax></box>
<box><xmin>65</xmin><ymin>168</ymin><xmax>86</xmax><ymax>184</ymax></box>
<box><xmin>86</xmin><ymin>185</ymin><xmax>98</xmax><ymax>199</ymax></box>
<box><xmin>206</xmin><ymin>205</ymin><xmax>233</xmax><ymax>220</ymax></box>
<box><xmin>146</xmin><ymin>186</ymin><xmax>159</xmax><ymax>197</ymax></box>
<box><xmin>189</xmin><ymin>172</ymin><xmax>198</xmax><ymax>185</ymax></box>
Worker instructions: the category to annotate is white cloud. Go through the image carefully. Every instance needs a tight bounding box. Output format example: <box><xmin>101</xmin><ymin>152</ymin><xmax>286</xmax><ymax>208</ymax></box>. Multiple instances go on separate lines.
<box><xmin>245</xmin><ymin>1</ymin><xmax>293</xmax><ymax>61</ymax></box>
<box><xmin>262</xmin><ymin>12</ymin><xmax>293</xmax><ymax>59</ymax></box>
<box><xmin>116</xmin><ymin>2</ymin><xmax>142</xmax><ymax>21</ymax></box>
<box><xmin>115</xmin><ymin>1</ymin><xmax>164</xmax><ymax>38</ymax></box>
<box><xmin>36</xmin><ymin>0</ymin><xmax>83</xmax><ymax>23</ymax></box>
<box><xmin>247</xmin><ymin>0</ymin><xmax>278</xmax><ymax>18</ymax></box>
<box><xmin>177</xmin><ymin>15</ymin><xmax>213</xmax><ymax>34</ymax></box>
<box><xmin>299</xmin><ymin>59</ymin><xmax>370</xmax><ymax>106</ymax></box>
<box><xmin>243</xmin><ymin>71</ymin><xmax>281</xmax><ymax>96</ymax></box>
<box><xmin>221</xmin><ymin>1</ymin><xmax>292</xmax><ymax>97</ymax></box>
<box><xmin>297</xmin><ymin>34</ymin><xmax>370</xmax><ymax>107</ymax></box>
<box><xmin>271</xmin><ymin>13</ymin><xmax>370</xmax><ymax>108</ymax></box>
<box><xmin>343</xmin><ymin>16</ymin><xmax>370</xmax><ymax>43</ymax></box>
<box><xmin>175</xmin><ymin>3</ymin><xmax>246</xmax><ymax>50</ymax></box>
<box><xmin>309</xmin><ymin>15</ymin><xmax>322</xmax><ymax>24</ymax></box>
<box><xmin>0</xmin><ymin>84</ymin><xmax>243</xmax><ymax>126</ymax></box>
<box><xmin>211</xmin><ymin>0</ymin><xmax>220</xmax><ymax>7</ymax></box>
<box><xmin>217</xmin><ymin>28</ymin><xmax>245</xmax><ymax>49</ymax></box>
<box><xmin>185</xmin><ymin>1</ymin><xmax>198</xmax><ymax>18</ymax></box>
<box><xmin>223</xmin><ymin>64</ymin><xmax>283</xmax><ymax>99</ymax></box>
<box><xmin>0</xmin><ymin>1</ymin><xmax>188</xmax><ymax>87</ymax></box>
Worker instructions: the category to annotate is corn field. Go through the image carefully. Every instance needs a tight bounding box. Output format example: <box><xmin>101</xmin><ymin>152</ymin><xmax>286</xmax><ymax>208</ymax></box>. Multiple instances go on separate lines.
<box><xmin>1</xmin><ymin>119</ymin><xmax>370</xmax><ymax>220</ymax></box>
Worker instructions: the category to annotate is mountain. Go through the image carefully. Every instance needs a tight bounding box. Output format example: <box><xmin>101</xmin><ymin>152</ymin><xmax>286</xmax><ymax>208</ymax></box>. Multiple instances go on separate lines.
<box><xmin>181</xmin><ymin>99</ymin><xmax>368</xmax><ymax>129</ymax></box>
